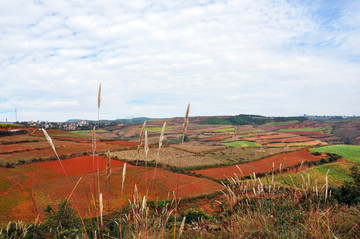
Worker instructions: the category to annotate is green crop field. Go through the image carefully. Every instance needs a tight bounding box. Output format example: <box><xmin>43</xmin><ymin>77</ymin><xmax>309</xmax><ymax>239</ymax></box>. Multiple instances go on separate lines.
<box><xmin>309</xmin><ymin>145</ymin><xmax>360</xmax><ymax>164</ymax></box>
<box><xmin>277</xmin><ymin>161</ymin><xmax>355</xmax><ymax>188</ymax></box>
<box><xmin>279</xmin><ymin>126</ymin><xmax>332</xmax><ymax>134</ymax></box>
<box><xmin>145</xmin><ymin>126</ymin><xmax>174</xmax><ymax>133</ymax></box>
<box><xmin>212</xmin><ymin>127</ymin><xmax>235</xmax><ymax>132</ymax></box>
<box><xmin>0</xmin><ymin>123</ymin><xmax>22</xmax><ymax>126</ymax></box>
<box><xmin>220</xmin><ymin>140</ymin><xmax>261</xmax><ymax>147</ymax></box>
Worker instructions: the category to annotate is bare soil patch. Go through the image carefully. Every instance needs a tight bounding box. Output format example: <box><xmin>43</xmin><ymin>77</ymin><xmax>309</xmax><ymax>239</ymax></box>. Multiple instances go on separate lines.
<box><xmin>0</xmin><ymin>156</ymin><xmax>223</xmax><ymax>223</ymax></box>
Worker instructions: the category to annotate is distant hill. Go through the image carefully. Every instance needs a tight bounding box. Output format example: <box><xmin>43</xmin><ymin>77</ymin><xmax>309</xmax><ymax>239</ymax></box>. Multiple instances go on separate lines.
<box><xmin>66</xmin><ymin>117</ymin><xmax>167</xmax><ymax>123</ymax></box>
<box><xmin>114</xmin><ymin>117</ymin><xmax>167</xmax><ymax>123</ymax></box>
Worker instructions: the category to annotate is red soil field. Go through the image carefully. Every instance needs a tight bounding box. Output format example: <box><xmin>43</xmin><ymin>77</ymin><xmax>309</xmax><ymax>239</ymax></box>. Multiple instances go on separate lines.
<box><xmin>0</xmin><ymin>156</ymin><xmax>223</xmax><ymax>224</ymax></box>
<box><xmin>191</xmin><ymin>148</ymin><xmax>324</xmax><ymax>179</ymax></box>
<box><xmin>0</xmin><ymin>141</ymin><xmax>53</xmax><ymax>154</ymax></box>
<box><xmin>51</xmin><ymin>136</ymin><xmax>91</xmax><ymax>142</ymax></box>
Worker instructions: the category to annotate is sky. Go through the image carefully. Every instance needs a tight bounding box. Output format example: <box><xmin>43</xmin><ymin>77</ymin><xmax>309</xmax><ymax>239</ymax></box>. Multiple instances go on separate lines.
<box><xmin>1</xmin><ymin>0</ymin><xmax>359</xmax><ymax>122</ymax></box>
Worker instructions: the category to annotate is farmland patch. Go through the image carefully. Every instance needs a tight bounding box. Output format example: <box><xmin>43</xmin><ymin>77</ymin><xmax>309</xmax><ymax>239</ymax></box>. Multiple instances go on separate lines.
<box><xmin>111</xmin><ymin>147</ymin><xmax>226</xmax><ymax>168</ymax></box>
<box><xmin>0</xmin><ymin>156</ymin><xmax>223</xmax><ymax>224</ymax></box>
<box><xmin>220</xmin><ymin>140</ymin><xmax>261</xmax><ymax>147</ymax></box>
<box><xmin>193</xmin><ymin>148</ymin><xmax>323</xmax><ymax>179</ymax></box>
<box><xmin>309</xmin><ymin>145</ymin><xmax>360</xmax><ymax>164</ymax></box>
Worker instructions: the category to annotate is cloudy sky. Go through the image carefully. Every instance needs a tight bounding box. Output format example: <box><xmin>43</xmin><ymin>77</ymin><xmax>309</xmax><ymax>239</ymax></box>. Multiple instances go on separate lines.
<box><xmin>1</xmin><ymin>0</ymin><xmax>359</xmax><ymax>122</ymax></box>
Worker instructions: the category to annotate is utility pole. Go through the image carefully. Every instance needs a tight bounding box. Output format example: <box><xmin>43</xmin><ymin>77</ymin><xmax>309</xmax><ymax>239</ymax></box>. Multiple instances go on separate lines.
<box><xmin>15</xmin><ymin>108</ymin><xmax>17</xmax><ymax>122</ymax></box>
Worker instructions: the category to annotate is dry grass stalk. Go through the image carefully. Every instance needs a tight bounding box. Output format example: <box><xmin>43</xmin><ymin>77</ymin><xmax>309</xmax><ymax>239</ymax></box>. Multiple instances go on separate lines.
<box><xmin>67</xmin><ymin>177</ymin><xmax>83</xmax><ymax>203</ymax></box>
<box><xmin>41</xmin><ymin>128</ymin><xmax>88</xmax><ymax>238</ymax></box>
<box><xmin>178</xmin><ymin>217</ymin><xmax>186</xmax><ymax>239</ymax></box>
<box><xmin>174</xmin><ymin>104</ymin><xmax>190</xmax><ymax>238</ymax></box>
<box><xmin>150</xmin><ymin>122</ymin><xmax>167</xmax><ymax>198</ymax></box>
<box><xmin>144</xmin><ymin>130</ymin><xmax>149</xmax><ymax>195</ymax></box>
<box><xmin>132</xmin><ymin>121</ymin><xmax>146</xmax><ymax>199</ymax></box>
<box><xmin>122</xmin><ymin>163</ymin><xmax>127</xmax><ymax>193</ymax></box>
<box><xmin>119</xmin><ymin>163</ymin><xmax>126</xmax><ymax>239</ymax></box>
<box><xmin>299</xmin><ymin>160</ymin><xmax>304</xmax><ymax>171</ymax></box>
<box><xmin>106</xmin><ymin>150</ymin><xmax>111</xmax><ymax>222</ymax></box>
<box><xmin>106</xmin><ymin>151</ymin><xmax>111</xmax><ymax>183</ymax></box>
<box><xmin>271</xmin><ymin>162</ymin><xmax>274</xmax><ymax>184</ymax></box>
<box><xmin>236</xmin><ymin>165</ymin><xmax>244</xmax><ymax>176</ymax></box>
<box><xmin>99</xmin><ymin>193</ymin><xmax>103</xmax><ymax>230</ymax></box>
<box><xmin>325</xmin><ymin>169</ymin><xmax>330</xmax><ymax>202</ymax></box>
<box><xmin>98</xmin><ymin>83</ymin><xmax>101</xmax><ymax>110</ymax></box>
<box><xmin>183</xmin><ymin>103</ymin><xmax>190</xmax><ymax>134</ymax></box>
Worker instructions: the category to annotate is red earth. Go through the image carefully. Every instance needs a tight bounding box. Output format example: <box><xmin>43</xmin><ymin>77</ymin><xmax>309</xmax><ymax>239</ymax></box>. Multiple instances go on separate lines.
<box><xmin>191</xmin><ymin>148</ymin><xmax>324</xmax><ymax>179</ymax></box>
<box><xmin>0</xmin><ymin>156</ymin><xmax>223</xmax><ymax>224</ymax></box>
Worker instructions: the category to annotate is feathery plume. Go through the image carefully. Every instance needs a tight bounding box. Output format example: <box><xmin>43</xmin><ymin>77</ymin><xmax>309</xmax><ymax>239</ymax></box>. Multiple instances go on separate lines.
<box><xmin>122</xmin><ymin>163</ymin><xmax>127</xmax><ymax>193</ymax></box>
<box><xmin>178</xmin><ymin>216</ymin><xmax>186</xmax><ymax>239</ymax></box>
<box><xmin>99</xmin><ymin>193</ymin><xmax>103</xmax><ymax>228</ymax></box>
<box><xmin>138</xmin><ymin>121</ymin><xmax>146</xmax><ymax>151</ymax></box>
<box><xmin>182</xmin><ymin>103</ymin><xmax>190</xmax><ymax>134</ymax></box>
<box><xmin>325</xmin><ymin>169</ymin><xmax>330</xmax><ymax>202</ymax></box>
<box><xmin>98</xmin><ymin>83</ymin><xmax>101</xmax><ymax>110</ymax></box>
<box><xmin>106</xmin><ymin>151</ymin><xmax>111</xmax><ymax>182</ymax></box>
<box><xmin>144</xmin><ymin>130</ymin><xmax>149</xmax><ymax>157</ymax></box>
<box><xmin>42</xmin><ymin>129</ymin><xmax>56</xmax><ymax>153</ymax></box>
<box><xmin>159</xmin><ymin>122</ymin><xmax>166</xmax><ymax>149</ymax></box>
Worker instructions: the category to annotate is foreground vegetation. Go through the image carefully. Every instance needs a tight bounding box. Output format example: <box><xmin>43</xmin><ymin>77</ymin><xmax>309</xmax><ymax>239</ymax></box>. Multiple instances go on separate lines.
<box><xmin>2</xmin><ymin>164</ymin><xmax>360</xmax><ymax>238</ymax></box>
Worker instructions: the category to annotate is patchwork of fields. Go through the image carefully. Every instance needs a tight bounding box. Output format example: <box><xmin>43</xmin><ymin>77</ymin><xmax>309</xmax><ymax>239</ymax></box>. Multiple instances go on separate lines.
<box><xmin>0</xmin><ymin>119</ymin><xmax>359</xmax><ymax>226</ymax></box>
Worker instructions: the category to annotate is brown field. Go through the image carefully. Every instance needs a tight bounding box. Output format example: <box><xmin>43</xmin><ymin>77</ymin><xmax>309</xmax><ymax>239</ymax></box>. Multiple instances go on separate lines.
<box><xmin>111</xmin><ymin>146</ymin><xmax>226</xmax><ymax>168</ymax></box>
<box><xmin>200</xmin><ymin>135</ymin><xmax>233</xmax><ymax>141</ymax></box>
<box><xmin>0</xmin><ymin>156</ymin><xmax>223</xmax><ymax>224</ymax></box>
<box><xmin>192</xmin><ymin>148</ymin><xmax>324</xmax><ymax>179</ymax></box>
<box><xmin>0</xmin><ymin>135</ymin><xmax>45</xmax><ymax>144</ymax></box>
<box><xmin>0</xmin><ymin>138</ymin><xmax>137</xmax><ymax>165</ymax></box>
<box><xmin>0</xmin><ymin>141</ymin><xmax>51</xmax><ymax>154</ymax></box>
<box><xmin>170</xmin><ymin>142</ymin><xmax>227</xmax><ymax>153</ymax></box>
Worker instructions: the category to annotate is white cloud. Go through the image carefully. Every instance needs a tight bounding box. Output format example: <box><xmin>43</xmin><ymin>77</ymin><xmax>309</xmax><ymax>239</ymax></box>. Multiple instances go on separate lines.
<box><xmin>0</xmin><ymin>0</ymin><xmax>359</xmax><ymax>121</ymax></box>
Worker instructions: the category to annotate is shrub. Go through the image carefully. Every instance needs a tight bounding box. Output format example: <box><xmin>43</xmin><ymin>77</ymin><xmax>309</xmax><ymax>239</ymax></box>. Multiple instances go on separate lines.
<box><xmin>41</xmin><ymin>200</ymin><xmax>83</xmax><ymax>237</ymax></box>
<box><xmin>182</xmin><ymin>208</ymin><xmax>211</xmax><ymax>223</ymax></box>
<box><xmin>332</xmin><ymin>166</ymin><xmax>360</xmax><ymax>205</ymax></box>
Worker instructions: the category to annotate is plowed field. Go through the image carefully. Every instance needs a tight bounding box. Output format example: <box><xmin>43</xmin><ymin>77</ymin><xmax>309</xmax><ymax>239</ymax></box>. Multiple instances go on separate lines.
<box><xmin>0</xmin><ymin>156</ymin><xmax>223</xmax><ymax>224</ymax></box>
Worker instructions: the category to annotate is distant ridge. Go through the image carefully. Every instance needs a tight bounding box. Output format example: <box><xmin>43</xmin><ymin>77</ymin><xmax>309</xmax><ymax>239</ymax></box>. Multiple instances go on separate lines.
<box><xmin>66</xmin><ymin>117</ymin><xmax>167</xmax><ymax>123</ymax></box>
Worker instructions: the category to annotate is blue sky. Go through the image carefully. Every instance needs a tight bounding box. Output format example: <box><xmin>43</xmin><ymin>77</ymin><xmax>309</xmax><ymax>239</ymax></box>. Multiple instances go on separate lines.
<box><xmin>0</xmin><ymin>0</ymin><xmax>359</xmax><ymax>122</ymax></box>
